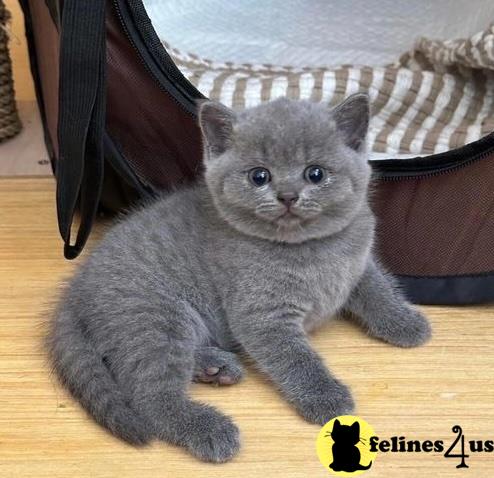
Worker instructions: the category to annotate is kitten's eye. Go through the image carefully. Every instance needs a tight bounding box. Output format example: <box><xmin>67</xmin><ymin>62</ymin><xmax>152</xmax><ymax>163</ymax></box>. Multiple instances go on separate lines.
<box><xmin>248</xmin><ymin>167</ymin><xmax>271</xmax><ymax>187</ymax></box>
<box><xmin>304</xmin><ymin>165</ymin><xmax>325</xmax><ymax>184</ymax></box>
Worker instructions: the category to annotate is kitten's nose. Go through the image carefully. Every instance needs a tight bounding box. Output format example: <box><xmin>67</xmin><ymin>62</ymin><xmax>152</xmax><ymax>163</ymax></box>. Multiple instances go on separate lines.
<box><xmin>277</xmin><ymin>192</ymin><xmax>299</xmax><ymax>207</ymax></box>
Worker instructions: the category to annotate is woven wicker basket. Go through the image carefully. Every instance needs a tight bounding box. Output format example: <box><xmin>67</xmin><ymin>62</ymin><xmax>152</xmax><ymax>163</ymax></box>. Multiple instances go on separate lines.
<box><xmin>0</xmin><ymin>0</ymin><xmax>22</xmax><ymax>143</ymax></box>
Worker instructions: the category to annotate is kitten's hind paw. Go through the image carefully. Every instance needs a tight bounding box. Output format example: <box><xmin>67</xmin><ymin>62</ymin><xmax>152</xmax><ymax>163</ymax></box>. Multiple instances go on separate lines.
<box><xmin>193</xmin><ymin>347</ymin><xmax>244</xmax><ymax>385</ymax></box>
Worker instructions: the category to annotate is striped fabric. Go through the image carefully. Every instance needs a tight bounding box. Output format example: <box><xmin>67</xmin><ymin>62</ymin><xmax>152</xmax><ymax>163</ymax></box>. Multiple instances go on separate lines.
<box><xmin>165</xmin><ymin>24</ymin><xmax>494</xmax><ymax>156</ymax></box>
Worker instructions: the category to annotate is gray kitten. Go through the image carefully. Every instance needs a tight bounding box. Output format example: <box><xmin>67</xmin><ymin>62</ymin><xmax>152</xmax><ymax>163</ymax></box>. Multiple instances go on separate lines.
<box><xmin>48</xmin><ymin>94</ymin><xmax>431</xmax><ymax>463</ymax></box>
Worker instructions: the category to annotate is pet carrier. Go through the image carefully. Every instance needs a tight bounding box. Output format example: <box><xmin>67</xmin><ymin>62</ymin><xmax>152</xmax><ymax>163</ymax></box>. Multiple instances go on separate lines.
<box><xmin>19</xmin><ymin>0</ymin><xmax>494</xmax><ymax>304</ymax></box>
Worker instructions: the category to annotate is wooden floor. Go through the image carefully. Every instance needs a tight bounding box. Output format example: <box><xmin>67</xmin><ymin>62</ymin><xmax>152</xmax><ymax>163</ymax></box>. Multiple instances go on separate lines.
<box><xmin>0</xmin><ymin>177</ymin><xmax>493</xmax><ymax>477</ymax></box>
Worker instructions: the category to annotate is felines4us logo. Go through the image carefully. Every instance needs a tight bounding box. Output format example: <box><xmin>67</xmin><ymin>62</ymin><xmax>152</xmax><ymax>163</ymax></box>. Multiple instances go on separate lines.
<box><xmin>316</xmin><ymin>415</ymin><xmax>494</xmax><ymax>475</ymax></box>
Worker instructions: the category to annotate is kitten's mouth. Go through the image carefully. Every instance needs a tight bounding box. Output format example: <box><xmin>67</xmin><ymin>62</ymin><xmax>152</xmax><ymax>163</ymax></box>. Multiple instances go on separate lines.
<box><xmin>275</xmin><ymin>210</ymin><xmax>304</xmax><ymax>225</ymax></box>
<box><xmin>279</xmin><ymin>209</ymin><xmax>298</xmax><ymax>219</ymax></box>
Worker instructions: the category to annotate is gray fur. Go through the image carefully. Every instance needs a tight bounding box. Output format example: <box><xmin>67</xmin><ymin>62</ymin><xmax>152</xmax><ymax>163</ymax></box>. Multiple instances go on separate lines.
<box><xmin>47</xmin><ymin>95</ymin><xmax>431</xmax><ymax>462</ymax></box>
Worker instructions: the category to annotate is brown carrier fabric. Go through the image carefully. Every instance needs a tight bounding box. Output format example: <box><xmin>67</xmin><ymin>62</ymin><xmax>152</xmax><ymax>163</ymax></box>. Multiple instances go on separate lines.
<box><xmin>106</xmin><ymin>5</ymin><xmax>203</xmax><ymax>191</ymax></box>
<box><xmin>372</xmin><ymin>150</ymin><xmax>494</xmax><ymax>277</ymax></box>
<box><xmin>25</xmin><ymin>0</ymin><xmax>60</xmax><ymax>158</ymax></box>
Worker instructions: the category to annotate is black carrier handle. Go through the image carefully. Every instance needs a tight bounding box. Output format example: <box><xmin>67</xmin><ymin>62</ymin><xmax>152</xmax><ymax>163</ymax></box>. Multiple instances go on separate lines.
<box><xmin>57</xmin><ymin>0</ymin><xmax>106</xmax><ymax>259</ymax></box>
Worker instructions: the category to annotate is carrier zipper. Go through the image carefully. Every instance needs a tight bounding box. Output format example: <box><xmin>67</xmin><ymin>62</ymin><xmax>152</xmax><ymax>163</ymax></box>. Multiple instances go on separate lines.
<box><xmin>112</xmin><ymin>0</ymin><xmax>202</xmax><ymax>116</ymax></box>
<box><xmin>372</xmin><ymin>133</ymin><xmax>494</xmax><ymax>181</ymax></box>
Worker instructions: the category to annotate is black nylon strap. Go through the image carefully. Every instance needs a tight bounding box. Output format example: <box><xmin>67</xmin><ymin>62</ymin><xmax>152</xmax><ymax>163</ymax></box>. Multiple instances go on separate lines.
<box><xmin>57</xmin><ymin>0</ymin><xmax>106</xmax><ymax>259</ymax></box>
<box><xmin>44</xmin><ymin>0</ymin><xmax>61</xmax><ymax>28</ymax></box>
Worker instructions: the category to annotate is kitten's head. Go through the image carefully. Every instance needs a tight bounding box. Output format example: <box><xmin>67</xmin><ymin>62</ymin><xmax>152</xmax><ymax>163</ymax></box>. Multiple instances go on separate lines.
<box><xmin>199</xmin><ymin>95</ymin><xmax>371</xmax><ymax>243</ymax></box>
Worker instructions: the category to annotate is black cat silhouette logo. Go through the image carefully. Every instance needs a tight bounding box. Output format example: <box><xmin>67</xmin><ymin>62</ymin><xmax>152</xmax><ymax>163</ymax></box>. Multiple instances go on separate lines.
<box><xmin>316</xmin><ymin>415</ymin><xmax>377</xmax><ymax>476</ymax></box>
<box><xmin>329</xmin><ymin>419</ymin><xmax>372</xmax><ymax>472</ymax></box>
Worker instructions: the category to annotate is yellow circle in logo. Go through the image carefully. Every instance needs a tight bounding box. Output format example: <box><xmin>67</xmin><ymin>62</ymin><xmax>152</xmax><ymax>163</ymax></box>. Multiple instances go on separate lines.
<box><xmin>316</xmin><ymin>415</ymin><xmax>377</xmax><ymax>476</ymax></box>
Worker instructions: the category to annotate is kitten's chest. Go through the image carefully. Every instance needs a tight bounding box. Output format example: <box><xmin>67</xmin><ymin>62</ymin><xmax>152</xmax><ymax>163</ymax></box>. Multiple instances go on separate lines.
<box><xmin>212</xmin><ymin>218</ymin><xmax>372</xmax><ymax>328</ymax></box>
<box><xmin>245</xmin><ymin>238</ymin><xmax>367</xmax><ymax>322</ymax></box>
<box><xmin>281</xmin><ymin>228</ymin><xmax>373</xmax><ymax>329</ymax></box>
<box><xmin>301</xmin><ymin>248</ymin><xmax>362</xmax><ymax>329</ymax></box>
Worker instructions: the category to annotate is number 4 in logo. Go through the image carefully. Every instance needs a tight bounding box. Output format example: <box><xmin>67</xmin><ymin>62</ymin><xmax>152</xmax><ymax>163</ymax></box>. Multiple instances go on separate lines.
<box><xmin>444</xmin><ymin>425</ymin><xmax>469</xmax><ymax>468</ymax></box>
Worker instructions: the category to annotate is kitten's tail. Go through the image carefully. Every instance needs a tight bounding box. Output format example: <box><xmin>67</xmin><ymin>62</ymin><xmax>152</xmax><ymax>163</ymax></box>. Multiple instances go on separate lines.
<box><xmin>46</xmin><ymin>309</ymin><xmax>151</xmax><ymax>445</ymax></box>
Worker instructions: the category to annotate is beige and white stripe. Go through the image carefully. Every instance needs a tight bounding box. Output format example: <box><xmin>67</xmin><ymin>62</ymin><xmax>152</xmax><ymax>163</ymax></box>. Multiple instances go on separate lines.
<box><xmin>170</xmin><ymin>24</ymin><xmax>494</xmax><ymax>156</ymax></box>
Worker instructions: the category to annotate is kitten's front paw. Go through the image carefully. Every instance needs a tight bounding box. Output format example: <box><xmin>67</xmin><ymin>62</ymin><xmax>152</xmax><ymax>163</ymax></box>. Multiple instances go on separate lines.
<box><xmin>374</xmin><ymin>306</ymin><xmax>432</xmax><ymax>348</ymax></box>
<box><xmin>293</xmin><ymin>381</ymin><xmax>355</xmax><ymax>425</ymax></box>
<box><xmin>184</xmin><ymin>407</ymin><xmax>241</xmax><ymax>463</ymax></box>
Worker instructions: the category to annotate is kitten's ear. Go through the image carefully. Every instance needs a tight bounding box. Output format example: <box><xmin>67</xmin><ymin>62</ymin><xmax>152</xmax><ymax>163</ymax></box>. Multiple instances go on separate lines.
<box><xmin>331</xmin><ymin>93</ymin><xmax>370</xmax><ymax>152</ymax></box>
<box><xmin>333</xmin><ymin>419</ymin><xmax>341</xmax><ymax>429</ymax></box>
<box><xmin>351</xmin><ymin>421</ymin><xmax>360</xmax><ymax>433</ymax></box>
<box><xmin>198</xmin><ymin>101</ymin><xmax>237</xmax><ymax>156</ymax></box>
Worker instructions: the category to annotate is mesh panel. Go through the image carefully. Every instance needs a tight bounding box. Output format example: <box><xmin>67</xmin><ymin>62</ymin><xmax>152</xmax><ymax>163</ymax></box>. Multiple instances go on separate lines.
<box><xmin>29</xmin><ymin>0</ymin><xmax>60</xmax><ymax>158</ymax></box>
<box><xmin>372</xmin><ymin>152</ymin><xmax>494</xmax><ymax>276</ymax></box>
<box><xmin>106</xmin><ymin>5</ymin><xmax>202</xmax><ymax>191</ymax></box>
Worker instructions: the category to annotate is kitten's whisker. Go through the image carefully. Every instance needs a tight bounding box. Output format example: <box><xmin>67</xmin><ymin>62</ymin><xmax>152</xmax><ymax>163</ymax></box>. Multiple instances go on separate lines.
<box><xmin>255</xmin><ymin>204</ymin><xmax>281</xmax><ymax>215</ymax></box>
<box><xmin>256</xmin><ymin>203</ymin><xmax>278</xmax><ymax>209</ymax></box>
<box><xmin>300</xmin><ymin>207</ymin><xmax>321</xmax><ymax>212</ymax></box>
